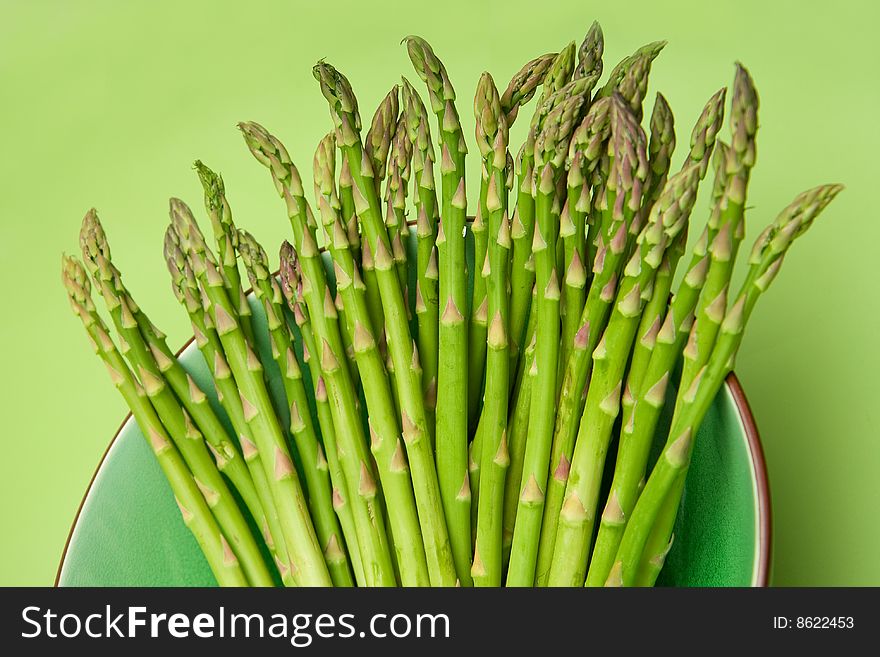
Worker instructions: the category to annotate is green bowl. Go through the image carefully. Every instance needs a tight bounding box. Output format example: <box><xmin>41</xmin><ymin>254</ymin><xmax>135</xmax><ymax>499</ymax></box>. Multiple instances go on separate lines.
<box><xmin>57</xmin><ymin>232</ymin><xmax>771</xmax><ymax>587</ymax></box>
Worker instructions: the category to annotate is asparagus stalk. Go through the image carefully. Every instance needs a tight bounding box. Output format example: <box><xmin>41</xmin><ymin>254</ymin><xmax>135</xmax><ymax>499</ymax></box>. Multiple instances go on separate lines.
<box><xmin>501</xmin><ymin>53</ymin><xmax>590</xmax><ymax>471</ymax></box>
<box><xmin>101</xmin><ymin>229</ymin><xmax>269</xmax><ymax>541</ymax></box>
<box><xmin>586</xmin><ymin>140</ymin><xmax>731</xmax><ymax>585</ymax></box>
<box><xmin>643</xmin><ymin>94</ymin><xmax>677</xmax><ymax>214</ymax></box>
<box><xmin>466</xmin><ymin>147</ymin><xmax>515</xmax><ymax>430</ymax></box>
<box><xmin>590</xmin><ymin>250</ymin><xmax>705</xmax><ymax>586</ymax></box>
<box><xmin>508</xmin><ymin>160</ymin><xmax>536</xmax><ymax>377</ymax></box>
<box><xmin>574</xmin><ymin>21</ymin><xmax>604</xmax><ymax>83</ymax></box>
<box><xmin>365</xmin><ymin>86</ymin><xmax>400</xmax><ymax>195</ymax></box>
<box><xmin>338</xmin><ymin>155</ymin><xmax>362</xmax><ymax>264</ymax></box>
<box><xmin>506</xmin><ymin>89</ymin><xmax>587</xmax><ymax>586</ymax></box>
<box><xmin>334</xmin><ymin>287</ymin><xmax>360</xmax><ymax>387</ymax></box>
<box><xmin>612</xmin><ymin>93</ymin><xmax>679</xmax><ymax>387</ymax></box>
<box><xmin>547</xmin><ymin>162</ymin><xmax>703</xmax><ymax>587</ymax></box>
<box><xmin>508</xmin><ymin>46</ymin><xmax>588</xmax><ymax>378</ymax></box>
<box><xmin>385</xmin><ymin>113</ymin><xmax>412</xmax><ymax>297</ymax></box>
<box><xmin>618</xmin><ymin>90</ymin><xmax>725</xmax><ymax>453</ymax></box>
<box><xmin>684</xmin><ymin>89</ymin><xmax>729</xmax><ymax>179</ymax></box>
<box><xmin>576</xmin><ymin>54</ymin><xmax>661</xmax><ymax>269</ymax></box>
<box><xmin>401</xmin><ymin>78</ymin><xmax>440</xmax><ymax>419</ymax></box>
<box><xmin>534</xmin><ymin>42</ymin><xmax>577</xmax><ymax>108</ymax></box>
<box><xmin>596</xmin><ymin>41</ymin><xmax>666</xmax><ymax>107</ymax></box>
<box><xmin>136</xmin><ymin>275</ymin><xmax>272</xmax><ymax>543</ymax></box>
<box><xmin>312</xmin><ymin>133</ymin><xmax>432</xmax><ymax>586</ymax></box>
<box><xmin>558</xmin><ymin>164</ymin><xmax>587</xmax><ymax>385</ymax></box>
<box><xmin>341</xmin><ymin>156</ymin><xmax>382</xmax><ymax>348</ymax></box>
<box><xmin>80</xmin><ymin>211</ymin><xmax>274</xmax><ymax>587</ymax></box>
<box><xmin>609</xmin><ymin>184</ymin><xmax>843</xmax><ymax>586</ymax></box>
<box><xmin>238</xmin><ymin>123</ymin><xmax>396</xmax><ymax>586</ymax></box>
<box><xmin>471</xmin><ymin>73</ymin><xmax>511</xmax><ymax>586</ymax></box>
<box><xmin>533</xmin><ymin>96</ymin><xmax>645</xmax><ymax>583</ymax></box>
<box><xmin>500</xmin><ymin>52</ymin><xmax>557</xmax><ymax>126</ymax></box>
<box><xmin>193</xmin><ymin>161</ymin><xmax>255</xmax><ymax>345</ymax></box>
<box><xmin>62</xmin><ymin>256</ymin><xmax>250</xmax><ymax>587</ymax></box>
<box><xmin>359</xmin><ymin>237</ymin><xmax>385</xmax><ymax>360</ymax></box>
<box><xmin>400</xmin><ymin>38</ymin><xmax>471</xmax><ymax>585</ymax></box>
<box><xmin>557</xmin><ymin>99</ymin><xmax>613</xmax><ymax>387</ymax></box>
<box><xmin>164</xmin><ymin>231</ymin><xmax>294</xmax><ymax>585</ymax></box>
<box><xmin>170</xmin><ymin>199</ymin><xmax>333</xmax><ymax>586</ymax></box>
<box><xmin>628</xmin><ymin>89</ymin><xmax>725</xmax><ymax>388</ymax></box>
<box><xmin>632</xmin><ymin>68</ymin><xmax>759</xmax><ymax>584</ymax></box>
<box><xmin>466</xmin><ymin>193</ymin><xmax>489</xmax><ymax>431</ymax></box>
<box><xmin>279</xmin><ymin>243</ymin><xmax>364</xmax><ymax>585</ymax></box>
<box><xmin>237</xmin><ymin>229</ymin><xmax>354</xmax><ymax>586</ymax></box>
<box><xmin>315</xmin><ymin>59</ymin><xmax>458</xmax><ymax>586</ymax></box>
<box><xmin>676</xmin><ymin>66</ymin><xmax>758</xmax><ymax>413</ymax></box>
<box><xmin>613</xmin><ymin>49</ymin><xmax>661</xmax><ymax>123</ymax></box>
<box><xmin>501</xmin><ymin>298</ymin><xmax>536</xmax><ymax>565</ymax></box>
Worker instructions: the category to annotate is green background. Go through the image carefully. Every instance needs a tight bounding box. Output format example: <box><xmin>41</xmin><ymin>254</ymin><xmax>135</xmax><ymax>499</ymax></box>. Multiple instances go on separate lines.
<box><xmin>1</xmin><ymin>0</ymin><xmax>876</xmax><ymax>586</ymax></box>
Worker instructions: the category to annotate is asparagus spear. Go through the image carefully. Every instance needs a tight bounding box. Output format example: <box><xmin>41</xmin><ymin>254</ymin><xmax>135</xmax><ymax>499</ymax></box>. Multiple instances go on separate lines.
<box><xmin>632</xmin><ymin>68</ymin><xmax>759</xmax><ymax>585</ymax></box>
<box><xmin>507</xmin><ymin>41</ymin><xmax>577</xmax><ymax>312</ymax></box>
<box><xmin>507</xmin><ymin>160</ymin><xmax>536</xmax><ymax>371</ymax></box>
<box><xmin>609</xmin><ymin>184</ymin><xmax>842</xmax><ymax>586</ymax></box>
<box><xmin>365</xmin><ymin>86</ymin><xmax>400</xmax><ymax>194</ymax></box>
<box><xmin>533</xmin><ymin>96</ymin><xmax>645</xmax><ymax>583</ymax></box>
<box><xmin>359</xmin><ymin>238</ymin><xmax>385</xmax><ymax>361</ymax></box>
<box><xmin>80</xmin><ymin>211</ymin><xmax>274</xmax><ymax>587</ymax></box>
<box><xmin>685</xmin><ymin>89</ymin><xmax>728</xmax><ymax>179</ymax></box>
<box><xmin>535</xmin><ymin>42</ymin><xmax>577</xmax><ymax>108</ymax></box>
<box><xmin>507</xmin><ymin>47</ymin><xmax>589</xmax><ymax>379</ymax></box>
<box><xmin>62</xmin><ymin>256</ymin><xmax>250</xmax><ymax>587</ymax></box>
<box><xmin>643</xmin><ymin>94</ymin><xmax>676</xmax><ymax>214</ymax></box>
<box><xmin>91</xmin><ymin>222</ymin><xmax>268</xmax><ymax>539</ymax></box>
<box><xmin>471</xmin><ymin>146</ymin><xmax>515</xmax><ymax>527</ymax></box>
<box><xmin>193</xmin><ymin>161</ymin><xmax>255</xmax><ymax>345</ymax></box>
<box><xmin>557</xmin><ymin>99</ymin><xmax>613</xmax><ymax>387</ymax></box>
<box><xmin>500</xmin><ymin>52</ymin><xmax>557</xmax><ymax>126</ymax></box>
<box><xmin>611</xmin><ymin>97</ymin><xmax>678</xmax><ymax>379</ymax></box>
<box><xmin>677</xmin><ymin>66</ymin><xmax>758</xmax><ymax>412</ymax></box>
<box><xmin>315</xmin><ymin>59</ymin><xmax>458</xmax><ymax>586</ymax></box>
<box><xmin>585</xmin><ymin>140</ymin><xmax>731</xmax><ymax>586</ymax></box>
<box><xmin>279</xmin><ymin>242</ymin><xmax>364</xmax><ymax>585</ymax></box>
<box><xmin>238</xmin><ymin>123</ymin><xmax>396</xmax><ymax>586</ymax></box>
<box><xmin>614</xmin><ymin>49</ymin><xmax>661</xmax><ymax>123</ymax></box>
<box><xmin>367</xmin><ymin>87</ymin><xmax>408</xmax><ymax>294</ymax></box>
<box><xmin>237</xmin><ymin>229</ymin><xmax>354</xmax><ymax>586</ymax></box>
<box><xmin>596</xmin><ymin>41</ymin><xmax>666</xmax><ymax>107</ymax></box>
<box><xmin>334</xmin><ymin>283</ymin><xmax>360</xmax><ymax>387</ymax></box>
<box><xmin>506</xmin><ymin>89</ymin><xmax>587</xmax><ymax>586</ymax></box>
<box><xmin>170</xmin><ymin>199</ymin><xmax>333</xmax><ymax>586</ymax></box>
<box><xmin>574</xmin><ymin>21</ymin><xmax>604</xmax><ymax>83</ymax></box>
<box><xmin>341</xmin><ymin>155</ymin><xmax>382</xmax><ymax>348</ymax></box>
<box><xmin>471</xmin><ymin>73</ymin><xmax>511</xmax><ymax>586</ymax></box>
<box><xmin>164</xmin><ymin>230</ymin><xmax>294</xmax><ymax>585</ymax></box>
<box><xmin>498</xmin><ymin>61</ymin><xmax>594</xmax><ymax>491</ymax></box>
<box><xmin>547</xmin><ymin>162</ymin><xmax>703</xmax><ymax>587</ymax></box>
<box><xmin>338</xmin><ymin>155</ymin><xmax>363</xmax><ymax>264</ymax></box>
<box><xmin>401</xmin><ymin>78</ymin><xmax>440</xmax><ymax>420</ymax></box>
<box><xmin>400</xmin><ymin>38</ymin><xmax>471</xmax><ymax>585</ymax></box>
<box><xmin>312</xmin><ymin>133</ymin><xmax>431</xmax><ymax>586</ymax></box>
<box><xmin>625</xmin><ymin>90</ymin><xmax>725</xmax><ymax>406</ymax></box>
<box><xmin>385</xmin><ymin>114</ymin><xmax>412</xmax><ymax>296</ymax></box>
<box><xmin>466</xmin><ymin>193</ymin><xmax>489</xmax><ymax>431</ymax></box>
<box><xmin>501</xmin><ymin>298</ymin><xmax>536</xmax><ymax>564</ymax></box>
<box><xmin>616</xmin><ymin>89</ymin><xmax>725</xmax><ymax>460</ymax></box>
<box><xmin>589</xmin><ymin>244</ymin><xmax>705</xmax><ymax>586</ymax></box>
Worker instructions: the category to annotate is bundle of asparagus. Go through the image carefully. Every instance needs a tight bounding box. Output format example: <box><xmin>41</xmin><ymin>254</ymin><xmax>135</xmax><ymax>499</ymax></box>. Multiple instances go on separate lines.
<box><xmin>62</xmin><ymin>23</ymin><xmax>841</xmax><ymax>587</ymax></box>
